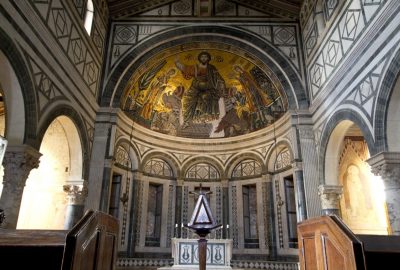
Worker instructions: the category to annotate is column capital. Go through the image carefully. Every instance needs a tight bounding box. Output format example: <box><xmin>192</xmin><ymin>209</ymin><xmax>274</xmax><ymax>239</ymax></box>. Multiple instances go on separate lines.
<box><xmin>2</xmin><ymin>145</ymin><xmax>42</xmax><ymax>189</ymax></box>
<box><xmin>220</xmin><ymin>178</ymin><xmax>229</xmax><ymax>187</ymax></box>
<box><xmin>367</xmin><ymin>152</ymin><xmax>400</xmax><ymax>189</ymax></box>
<box><xmin>63</xmin><ymin>184</ymin><xmax>88</xmax><ymax>205</ymax></box>
<box><xmin>291</xmin><ymin>160</ymin><xmax>303</xmax><ymax>171</ymax></box>
<box><xmin>177</xmin><ymin>178</ymin><xmax>185</xmax><ymax>186</ymax></box>
<box><xmin>318</xmin><ymin>184</ymin><xmax>343</xmax><ymax>211</ymax></box>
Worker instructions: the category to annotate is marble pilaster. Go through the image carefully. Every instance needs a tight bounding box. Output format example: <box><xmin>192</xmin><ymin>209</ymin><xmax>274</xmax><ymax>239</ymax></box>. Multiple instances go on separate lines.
<box><xmin>318</xmin><ymin>185</ymin><xmax>343</xmax><ymax>216</ymax></box>
<box><xmin>0</xmin><ymin>145</ymin><xmax>41</xmax><ymax>228</ymax></box>
<box><xmin>367</xmin><ymin>152</ymin><xmax>400</xmax><ymax>235</ymax></box>
<box><xmin>292</xmin><ymin>160</ymin><xmax>307</xmax><ymax>221</ymax></box>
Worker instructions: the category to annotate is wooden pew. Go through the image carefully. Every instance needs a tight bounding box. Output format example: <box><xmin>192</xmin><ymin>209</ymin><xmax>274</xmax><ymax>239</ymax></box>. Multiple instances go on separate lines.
<box><xmin>0</xmin><ymin>210</ymin><xmax>119</xmax><ymax>269</ymax></box>
<box><xmin>297</xmin><ymin>215</ymin><xmax>400</xmax><ymax>270</ymax></box>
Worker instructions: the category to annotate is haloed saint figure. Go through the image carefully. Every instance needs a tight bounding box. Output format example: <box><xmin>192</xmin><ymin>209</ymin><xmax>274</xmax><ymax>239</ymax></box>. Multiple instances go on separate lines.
<box><xmin>175</xmin><ymin>51</ymin><xmax>226</xmax><ymax>127</ymax></box>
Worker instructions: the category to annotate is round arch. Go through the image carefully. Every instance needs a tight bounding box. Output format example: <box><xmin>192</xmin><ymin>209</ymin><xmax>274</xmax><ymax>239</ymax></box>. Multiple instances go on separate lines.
<box><xmin>101</xmin><ymin>25</ymin><xmax>308</xmax><ymax>111</ymax></box>
<box><xmin>266</xmin><ymin>139</ymin><xmax>294</xmax><ymax>172</ymax></box>
<box><xmin>113</xmin><ymin>138</ymin><xmax>139</xmax><ymax>171</ymax></box>
<box><xmin>0</xmin><ymin>28</ymin><xmax>37</xmax><ymax>146</ymax></box>
<box><xmin>225</xmin><ymin>152</ymin><xmax>266</xmax><ymax>178</ymax></box>
<box><xmin>375</xmin><ymin>47</ymin><xmax>400</xmax><ymax>152</ymax></box>
<box><xmin>36</xmin><ymin>105</ymin><xmax>90</xmax><ymax>180</ymax></box>
<box><xmin>180</xmin><ymin>156</ymin><xmax>224</xmax><ymax>180</ymax></box>
<box><xmin>140</xmin><ymin>151</ymin><xmax>179</xmax><ymax>178</ymax></box>
<box><xmin>319</xmin><ymin>109</ymin><xmax>375</xmax><ymax>185</ymax></box>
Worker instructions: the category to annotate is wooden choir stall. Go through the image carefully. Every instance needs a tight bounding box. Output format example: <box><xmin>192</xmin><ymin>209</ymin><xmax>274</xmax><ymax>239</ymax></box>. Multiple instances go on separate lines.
<box><xmin>0</xmin><ymin>210</ymin><xmax>119</xmax><ymax>269</ymax></box>
<box><xmin>297</xmin><ymin>215</ymin><xmax>400</xmax><ymax>270</ymax></box>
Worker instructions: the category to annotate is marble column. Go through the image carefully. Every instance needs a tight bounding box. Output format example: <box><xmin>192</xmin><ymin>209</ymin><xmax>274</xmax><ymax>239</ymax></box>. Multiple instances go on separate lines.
<box><xmin>221</xmin><ymin>178</ymin><xmax>229</xmax><ymax>239</ymax></box>
<box><xmin>63</xmin><ymin>184</ymin><xmax>88</xmax><ymax>229</ymax></box>
<box><xmin>175</xmin><ymin>178</ymin><xmax>184</xmax><ymax>238</ymax></box>
<box><xmin>0</xmin><ymin>145</ymin><xmax>41</xmax><ymax>229</ymax></box>
<box><xmin>292</xmin><ymin>161</ymin><xmax>307</xmax><ymax>221</ymax></box>
<box><xmin>265</xmin><ymin>173</ymin><xmax>277</xmax><ymax>259</ymax></box>
<box><xmin>318</xmin><ymin>185</ymin><xmax>343</xmax><ymax>216</ymax></box>
<box><xmin>367</xmin><ymin>152</ymin><xmax>400</xmax><ymax>235</ymax></box>
<box><xmin>297</xmin><ymin>126</ymin><xmax>322</xmax><ymax>217</ymax></box>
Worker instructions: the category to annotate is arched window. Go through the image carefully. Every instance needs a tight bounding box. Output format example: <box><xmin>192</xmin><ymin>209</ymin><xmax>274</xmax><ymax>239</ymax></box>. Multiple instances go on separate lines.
<box><xmin>274</xmin><ymin>148</ymin><xmax>291</xmax><ymax>171</ymax></box>
<box><xmin>115</xmin><ymin>145</ymin><xmax>131</xmax><ymax>168</ymax></box>
<box><xmin>84</xmin><ymin>0</ymin><xmax>94</xmax><ymax>35</ymax></box>
<box><xmin>144</xmin><ymin>158</ymin><xmax>173</xmax><ymax>177</ymax></box>
<box><xmin>232</xmin><ymin>159</ymin><xmax>262</xmax><ymax>178</ymax></box>
<box><xmin>185</xmin><ymin>163</ymin><xmax>219</xmax><ymax>180</ymax></box>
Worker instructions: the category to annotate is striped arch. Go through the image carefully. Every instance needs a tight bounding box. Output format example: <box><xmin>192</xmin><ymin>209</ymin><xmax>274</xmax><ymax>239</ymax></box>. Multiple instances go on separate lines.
<box><xmin>0</xmin><ymin>28</ymin><xmax>37</xmax><ymax>146</ymax></box>
<box><xmin>101</xmin><ymin>25</ymin><xmax>307</xmax><ymax>111</ymax></box>
<box><xmin>36</xmin><ymin>104</ymin><xmax>90</xmax><ymax>180</ymax></box>
<box><xmin>318</xmin><ymin>109</ymin><xmax>375</xmax><ymax>185</ymax></box>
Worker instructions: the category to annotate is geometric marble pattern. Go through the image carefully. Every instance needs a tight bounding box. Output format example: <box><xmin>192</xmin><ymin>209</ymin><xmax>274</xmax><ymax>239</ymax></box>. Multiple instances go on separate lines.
<box><xmin>231</xmin><ymin>185</ymin><xmax>239</xmax><ymax>248</ymax></box>
<box><xmin>274</xmin><ymin>148</ymin><xmax>291</xmax><ymax>171</ymax></box>
<box><xmin>345</xmin><ymin>58</ymin><xmax>387</xmax><ymax>121</ymax></box>
<box><xmin>108</xmin><ymin>24</ymin><xmax>173</xmax><ymax>72</ymax></box>
<box><xmin>309</xmin><ymin>0</ymin><xmax>386</xmax><ymax>98</ymax></box>
<box><xmin>143</xmin><ymin>158</ymin><xmax>173</xmax><ymax>177</ymax></box>
<box><xmin>26</xmin><ymin>55</ymin><xmax>62</xmax><ymax>113</ymax></box>
<box><xmin>232</xmin><ymin>159</ymin><xmax>262</xmax><ymax>178</ymax></box>
<box><xmin>239</xmin><ymin>24</ymin><xmax>302</xmax><ymax>72</ymax></box>
<box><xmin>107</xmin><ymin>22</ymin><xmax>303</xmax><ymax>78</ymax></box>
<box><xmin>231</xmin><ymin>260</ymin><xmax>299</xmax><ymax>270</ymax></box>
<box><xmin>135</xmin><ymin>180</ymin><xmax>144</xmax><ymax>246</ymax></box>
<box><xmin>324</xmin><ymin>0</ymin><xmax>339</xmax><ymax>20</ymax></box>
<box><xmin>115</xmin><ymin>145</ymin><xmax>131</xmax><ymax>167</ymax></box>
<box><xmin>185</xmin><ymin>163</ymin><xmax>220</xmax><ymax>180</ymax></box>
<box><xmin>274</xmin><ymin>180</ymin><xmax>284</xmax><ymax>249</ymax></box>
<box><xmin>30</xmin><ymin>0</ymin><xmax>100</xmax><ymax>96</ymax></box>
<box><xmin>166</xmin><ymin>184</ymin><xmax>174</xmax><ymax>248</ymax></box>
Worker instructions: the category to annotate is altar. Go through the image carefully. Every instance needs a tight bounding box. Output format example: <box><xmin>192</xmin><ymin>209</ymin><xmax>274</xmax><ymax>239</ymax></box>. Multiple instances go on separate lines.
<box><xmin>158</xmin><ymin>238</ymin><xmax>234</xmax><ymax>270</ymax></box>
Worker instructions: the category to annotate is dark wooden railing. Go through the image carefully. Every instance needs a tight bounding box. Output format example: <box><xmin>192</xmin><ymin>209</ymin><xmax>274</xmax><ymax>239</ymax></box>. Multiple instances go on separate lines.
<box><xmin>297</xmin><ymin>215</ymin><xmax>400</xmax><ymax>270</ymax></box>
<box><xmin>0</xmin><ymin>210</ymin><xmax>119</xmax><ymax>269</ymax></box>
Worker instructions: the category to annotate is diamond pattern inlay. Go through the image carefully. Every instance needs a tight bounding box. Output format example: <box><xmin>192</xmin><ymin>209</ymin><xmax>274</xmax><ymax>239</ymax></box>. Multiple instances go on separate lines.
<box><xmin>71</xmin><ymin>38</ymin><xmax>83</xmax><ymax>63</ymax></box>
<box><xmin>325</xmin><ymin>40</ymin><xmax>340</xmax><ymax>66</ymax></box>
<box><xmin>53</xmin><ymin>9</ymin><xmax>67</xmax><ymax>37</ymax></box>
<box><xmin>116</xmin><ymin>26</ymin><xmax>137</xmax><ymax>43</ymax></box>
<box><xmin>86</xmin><ymin>62</ymin><xmax>98</xmax><ymax>84</ymax></box>
<box><xmin>343</xmin><ymin>11</ymin><xmax>360</xmax><ymax>40</ymax></box>
<box><xmin>274</xmin><ymin>27</ymin><xmax>295</xmax><ymax>45</ymax></box>
<box><xmin>311</xmin><ymin>63</ymin><xmax>324</xmax><ymax>87</ymax></box>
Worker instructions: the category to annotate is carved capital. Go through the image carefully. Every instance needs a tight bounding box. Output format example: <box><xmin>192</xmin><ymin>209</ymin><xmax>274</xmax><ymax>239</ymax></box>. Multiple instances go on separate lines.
<box><xmin>63</xmin><ymin>184</ymin><xmax>88</xmax><ymax>205</ymax></box>
<box><xmin>318</xmin><ymin>184</ymin><xmax>343</xmax><ymax>210</ymax></box>
<box><xmin>291</xmin><ymin>160</ymin><xmax>303</xmax><ymax>171</ymax></box>
<box><xmin>367</xmin><ymin>152</ymin><xmax>400</xmax><ymax>189</ymax></box>
<box><xmin>2</xmin><ymin>145</ymin><xmax>41</xmax><ymax>191</ymax></box>
<box><xmin>298</xmin><ymin>127</ymin><xmax>314</xmax><ymax>140</ymax></box>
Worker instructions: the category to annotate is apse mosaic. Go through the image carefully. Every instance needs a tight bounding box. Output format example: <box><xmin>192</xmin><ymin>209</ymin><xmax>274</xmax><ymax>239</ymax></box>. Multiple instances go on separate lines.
<box><xmin>122</xmin><ymin>43</ymin><xmax>287</xmax><ymax>138</ymax></box>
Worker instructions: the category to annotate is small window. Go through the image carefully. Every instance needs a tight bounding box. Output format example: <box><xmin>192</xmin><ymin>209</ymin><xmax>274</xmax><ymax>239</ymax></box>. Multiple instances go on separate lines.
<box><xmin>243</xmin><ymin>184</ymin><xmax>259</xmax><ymax>248</ymax></box>
<box><xmin>84</xmin><ymin>0</ymin><xmax>94</xmax><ymax>35</ymax></box>
<box><xmin>284</xmin><ymin>175</ymin><xmax>298</xmax><ymax>248</ymax></box>
<box><xmin>146</xmin><ymin>183</ymin><xmax>163</xmax><ymax>247</ymax></box>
